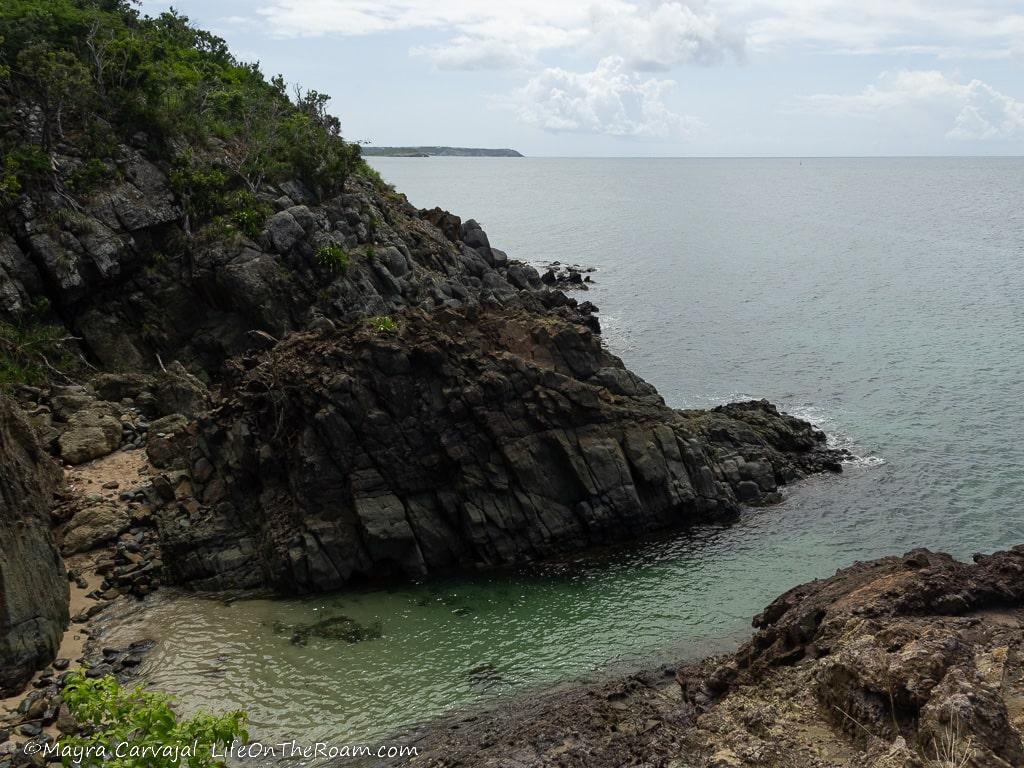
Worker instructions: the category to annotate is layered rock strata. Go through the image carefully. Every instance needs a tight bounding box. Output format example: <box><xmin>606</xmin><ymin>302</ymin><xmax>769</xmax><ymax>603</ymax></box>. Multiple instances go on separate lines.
<box><xmin>158</xmin><ymin>307</ymin><xmax>845</xmax><ymax>592</ymax></box>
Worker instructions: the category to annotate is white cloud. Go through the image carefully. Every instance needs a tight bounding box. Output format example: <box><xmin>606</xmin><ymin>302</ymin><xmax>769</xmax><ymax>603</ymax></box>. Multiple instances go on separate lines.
<box><xmin>257</xmin><ymin>1</ymin><xmax>742</xmax><ymax>70</ymax></box>
<box><xmin>720</xmin><ymin>0</ymin><xmax>1024</xmax><ymax>58</ymax></box>
<box><xmin>506</xmin><ymin>56</ymin><xmax>702</xmax><ymax>138</ymax></box>
<box><xmin>795</xmin><ymin>70</ymin><xmax>1024</xmax><ymax>140</ymax></box>
<box><xmin>255</xmin><ymin>0</ymin><xmax>1024</xmax><ymax>61</ymax></box>
<box><xmin>410</xmin><ymin>37</ymin><xmax>534</xmax><ymax>71</ymax></box>
<box><xmin>587</xmin><ymin>1</ymin><xmax>744</xmax><ymax>70</ymax></box>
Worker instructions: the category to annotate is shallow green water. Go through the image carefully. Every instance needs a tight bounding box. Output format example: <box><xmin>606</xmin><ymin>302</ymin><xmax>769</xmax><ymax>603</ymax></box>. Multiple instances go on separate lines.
<box><xmin>100</xmin><ymin>488</ymin><xmax>867</xmax><ymax>749</ymax></box>
<box><xmin>100</xmin><ymin>157</ymin><xmax>1024</xmax><ymax>756</ymax></box>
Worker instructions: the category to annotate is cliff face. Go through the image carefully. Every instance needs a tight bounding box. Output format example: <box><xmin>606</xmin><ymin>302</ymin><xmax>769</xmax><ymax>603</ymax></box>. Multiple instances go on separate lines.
<box><xmin>1</xmin><ymin>146</ymin><xmax>556</xmax><ymax>374</ymax></box>
<box><xmin>157</xmin><ymin>307</ymin><xmax>844</xmax><ymax>592</ymax></box>
<box><xmin>0</xmin><ymin>397</ymin><xmax>67</xmax><ymax>696</ymax></box>
<box><xmin>1</xmin><ymin>126</ymin><xmax>848</xmax><ymax>596</ymax></box>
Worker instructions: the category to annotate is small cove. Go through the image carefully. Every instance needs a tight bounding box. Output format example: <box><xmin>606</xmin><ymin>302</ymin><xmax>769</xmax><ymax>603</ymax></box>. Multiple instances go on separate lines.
<box><xmin>99</xmin><ymin>156</ymin><xmax>1024</xmax><ymax>756</ymax></box>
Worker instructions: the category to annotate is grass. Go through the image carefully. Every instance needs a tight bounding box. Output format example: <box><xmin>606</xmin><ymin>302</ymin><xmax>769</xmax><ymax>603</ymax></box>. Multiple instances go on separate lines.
<box><xmin>316</xmin><ymin>244</ymin><xmax>349</xmax><ymax>273</ymax></box>
<box><xmin>367</xmin><ymin>315</ymin><xmax>398</xmax><ymax>335</ymax></box>
<box><xmin>928</xmin><ymin>710</ymin><xmax>974</xmax><ymax>768</ymax></box>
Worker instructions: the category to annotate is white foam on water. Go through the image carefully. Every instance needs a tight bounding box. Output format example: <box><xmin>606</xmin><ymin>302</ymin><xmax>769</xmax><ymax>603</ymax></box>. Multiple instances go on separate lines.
<box><xmin>706</xmin><ymin>395</ymin><xmax>887</xmax><ymax>469</ymax></box>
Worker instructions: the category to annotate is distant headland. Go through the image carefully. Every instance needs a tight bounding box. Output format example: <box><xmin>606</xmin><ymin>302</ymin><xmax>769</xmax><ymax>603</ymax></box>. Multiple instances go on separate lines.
<box><xmin>361</xmin><ymin>146</ymin><xmax>524</xmax><ymax>157</ymax></box>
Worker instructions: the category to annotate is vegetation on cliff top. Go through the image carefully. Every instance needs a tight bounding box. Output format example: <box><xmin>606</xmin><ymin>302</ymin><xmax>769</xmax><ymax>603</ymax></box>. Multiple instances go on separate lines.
<box><xmin>0</xmin><ymin>0</ymin><xmax>364</xmax><ymax>217</ymax></box>
<box><xmin>0</xmin><ymin>0</ymin><xmax>380</xmax><ymax>385</ymax></box>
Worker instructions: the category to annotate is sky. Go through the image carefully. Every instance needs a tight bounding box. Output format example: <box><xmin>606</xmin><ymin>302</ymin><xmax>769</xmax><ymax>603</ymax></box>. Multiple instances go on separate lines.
<box><xmin>139</xmin><ymin>0</ymin><xmax>1024</xmax><ymax>157</ymax></box>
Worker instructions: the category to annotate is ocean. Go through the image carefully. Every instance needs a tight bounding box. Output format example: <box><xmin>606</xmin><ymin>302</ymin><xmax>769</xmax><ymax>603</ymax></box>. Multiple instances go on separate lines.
<box><xmin>101</xmin><ymin>156</ymin><xmax>1024</xmax><ymax>751</ymax></box>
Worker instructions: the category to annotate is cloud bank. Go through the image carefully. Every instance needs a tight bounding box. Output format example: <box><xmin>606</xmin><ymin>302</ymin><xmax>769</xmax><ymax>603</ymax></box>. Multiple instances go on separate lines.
<box><xmin>798</xmin><ymin>70</ymin><xmax>1024</xmax><ymax>140</ymax></box>
<box><xmin>252</xmin><ymin>1</ymin><xmax>1024</xmax><ymax>142</ymax></box>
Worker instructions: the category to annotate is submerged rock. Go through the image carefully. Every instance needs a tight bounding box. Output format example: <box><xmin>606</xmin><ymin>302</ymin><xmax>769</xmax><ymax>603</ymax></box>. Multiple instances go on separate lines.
<box><xmin>272</xmin><ymin>616</ymin><xmax>383</xmax><ymax>646</ymax></box>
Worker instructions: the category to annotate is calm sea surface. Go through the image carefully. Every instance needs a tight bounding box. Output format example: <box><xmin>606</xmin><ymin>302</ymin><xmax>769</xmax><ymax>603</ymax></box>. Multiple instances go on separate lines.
<box><xmin>102</xmin><ymin>157</ymin><xmax>1024</xmax><ymax>755</ymax></box>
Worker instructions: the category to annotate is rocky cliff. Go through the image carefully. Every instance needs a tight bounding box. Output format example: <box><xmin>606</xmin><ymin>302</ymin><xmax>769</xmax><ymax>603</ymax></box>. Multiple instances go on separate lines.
<box><xmin>153</xmin><ymin>307</ymin><xmax>844</xmax><ymax>592</ymax></box>
<box><xmin>1</xmin><ymin>146</ymin><xmax>554</xmax><ymax>374</ymax></box>
<box><xmin>1</xmin><ymin>3</ymin><xmax>849</xmax><ymax>610</ymax></box>
<box><xmin>399</xmin><ymin>546</ymin><xmax>1024</xmax><ymax>768</ymax></box>
<box><xmin>0</xmin><ymin>118</ymin><xmax>849</xmax><ymax>597</ymax></box>
<box><xmin>0</xmin><ymin>397</ymin><xmax>67</xmax><ymax>697</ymax></box>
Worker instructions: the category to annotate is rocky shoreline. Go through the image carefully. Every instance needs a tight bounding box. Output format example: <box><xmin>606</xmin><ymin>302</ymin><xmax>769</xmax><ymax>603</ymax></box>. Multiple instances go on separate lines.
<box><xmin>390</xmin><ymin>546</ymin><xmax>1024</xmax><ymax>768</ymax></box>
<box><xmin>2</xmin><ymin>8</ymin><xmax>1017</xmax><ymax>768</ymax></box>
<box><xmin>1</xmin><ymin>106</ymin><xmax>851</xmax><ymax>764</ymax></box>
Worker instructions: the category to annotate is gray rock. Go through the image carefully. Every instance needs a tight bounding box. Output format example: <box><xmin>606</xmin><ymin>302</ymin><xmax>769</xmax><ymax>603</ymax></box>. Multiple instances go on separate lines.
<box><xmin>265</xmin><ymin>211</ymin><xmax>305</xmax><ymax>252</ymax></box>
<box><xmin>153</xmin><ymin>364</ymin><xmax>208</xmax><ymax>418</ymax></box>
<box><xmin>159</xmin><ymin>309</ymin><xmax>847</xmax><ymax>593</ymax></box>
<box><xmin>461</xmin><ymin>219</ymin><xmax>490</xmax><ymax>251</ymax></box>
<box><xmin>377</xmin><ymin>246</ymin><xmax>410</xmax><ymax>278</ymax></box>
<box><xmin>145</xmin><ymin>413</ymin><xmax>191</xmax><ymax>469</ymax></box>
<box><xmin>0</xmin><ymin>397</ymin><xmax>67</xmax><ymax>697</ymax></box>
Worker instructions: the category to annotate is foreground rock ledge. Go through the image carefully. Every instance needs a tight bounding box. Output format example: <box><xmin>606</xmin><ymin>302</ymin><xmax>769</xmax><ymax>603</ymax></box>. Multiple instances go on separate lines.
<box><xmin>158</xmin><ymin>306</ymin><xmax>846</xmax><ymax>593</ymax></box>
<box><xmin>394</xmin><ymin>546</ymin><xmax>1024</xmax><ymax>768</ymax></box>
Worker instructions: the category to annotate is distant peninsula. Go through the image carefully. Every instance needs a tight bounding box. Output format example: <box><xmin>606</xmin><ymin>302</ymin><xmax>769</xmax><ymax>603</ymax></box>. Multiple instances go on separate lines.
<box><xmin>362</xmin><ymin>146</ymin><xmax>523</xmax><ymax>157</ymax></box>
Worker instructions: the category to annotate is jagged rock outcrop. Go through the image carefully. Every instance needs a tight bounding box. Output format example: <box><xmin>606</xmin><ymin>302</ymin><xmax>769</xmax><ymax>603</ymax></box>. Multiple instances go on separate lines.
<box><xmin>0</xmin><ymin>143</ymin><xmax>562</xmax><ymax>375</ymax></box>
<box><xmin>669</xmin><ymin>546</ymin><xmax>1024</xmax><ymax>768</ymax></box>
<box><xmin>0</xmin><ymin>396</ymin><xmax>67</xmax><ymax>696</ymax></box>
<box><xmin>395</xmin><ymin>547</ymin><xmax>1024</xmax><ymax>768</ymax></box>
<box><xmin>157</xmin><ymin>307</ymin><xmax>845</xmax><ymax>592</ymax></box>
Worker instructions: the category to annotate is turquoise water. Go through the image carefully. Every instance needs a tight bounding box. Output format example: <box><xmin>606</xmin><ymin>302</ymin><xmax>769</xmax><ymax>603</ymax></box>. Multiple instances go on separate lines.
<box><xmin>102</xmin><ymin>158</ymin><xmax>1024</xmax><ymax>754</ymax></box>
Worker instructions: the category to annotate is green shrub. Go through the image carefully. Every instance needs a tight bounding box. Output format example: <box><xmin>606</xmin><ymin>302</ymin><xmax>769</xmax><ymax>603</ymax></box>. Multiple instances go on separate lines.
<box><xmin>0</xmin><ymin>165</ymin><xmax>20</xmax><ymax>209</ymax></box>
<box><xmin>315</xmin><ymin>244</ymin><xmax>349</xmax><ymax>273</ymax></box>
<box><xmin>355</xmin><ymin>160</ymin><xmax>390</xmax><ymax>191</ymax></box>
<box><xmin>67</xmin><ymin>158</ymin><xmax>116</xmax><ymax>194</ymax></box>
<box><xmin>0</xmin><ymin>319</ymin><xmax>74</xmax><ymax>387</ymax></box>
<box><xmin>60</xmin><ymin>672</ymin><xmax>247</xmax><ymax>768</ymax></box>
<box><xmin>224</xmin><ymin>190</ymin><xmax>270</xmax><ymax>238</ymax></box>
<box><xmin>169</xmin><ymin>164</ymin><xmax>229</xmax><ymax>222</ymax></box>
<box><xmin>0</xmin><ymin>146</ymin><xmax>51</xmax><ymax>207</ymax></box>
<box><xmin>367</xmin><ymin>315</ymin><xmax>398</xmax><ymax>335</ymax></box>
<box><xmin>0</xmin><ymin>2</ymin><xmax>363</xmax><ymax>216</ymax></box>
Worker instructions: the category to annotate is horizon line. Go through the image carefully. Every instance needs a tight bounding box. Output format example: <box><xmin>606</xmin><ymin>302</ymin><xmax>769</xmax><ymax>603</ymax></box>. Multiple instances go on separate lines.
<box><xmin>368</xmin><ymin>153</ymin><xmax>1024</xmax><ymax>160</ymax></box>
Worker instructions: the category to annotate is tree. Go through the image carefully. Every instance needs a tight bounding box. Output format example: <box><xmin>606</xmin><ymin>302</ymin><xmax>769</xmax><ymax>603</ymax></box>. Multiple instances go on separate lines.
<box><xmin>12</xmin><ymin>42</ymin><xmax>92</xmax><ymax>149</ymax></box>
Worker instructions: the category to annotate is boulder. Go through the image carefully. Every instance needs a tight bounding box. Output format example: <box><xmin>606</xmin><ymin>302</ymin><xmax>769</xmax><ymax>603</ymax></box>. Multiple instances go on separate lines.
<box><xmin>61</xmin><ymin>501</ymin><xmax>131</xmax><ymax>555</ymax></box>
<box><xmin>460</xmin><ymin>219</ymin><xmax>490</xmax><ymax>251</ymax></box>
<box><xmin>265</xmin><ymin>210</ymin><xmax>305</xmax><ymax>253</ymax></box>
<box><xmin>57</xmin><ymin>406</ymin><xmax>122</xmax><ymax>464</ymax></box>
<box><xmin>153</xmin><ymin>364</ymin><xmax>208</xmax><ymax>418</ymax></box>
<box><xmin>145</xmin><ymin>413</ymin><xmax>192</xmax><ymax>469</ymax></box>
<box><xmin>419</xmin><ymin>208</ymin><xmax>462</xmax><ymax>242</ymax></box>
